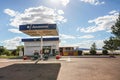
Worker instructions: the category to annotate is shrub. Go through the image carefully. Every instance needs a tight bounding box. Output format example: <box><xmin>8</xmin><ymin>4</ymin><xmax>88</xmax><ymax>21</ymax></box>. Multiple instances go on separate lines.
<box><xmin>78</xmin><ymin>50</ymin><xmax>83</xmax><ymax>55</ymax></box>
<box><xmin>3</xmin><ymin>50</ymin><xmax>11</xmax><ymax>56</ymax></box>
<box><xmin>102</xmin><ymin>50</ymin><xmax>108</xmax><ymax>55</ymax></box>
<box><xmin>84</xmin><ymin>53</ymin><xmax>90</xmax><ymax>55</ymax></box>
<box><xmin>90</xmin><ymin>50</ymin><xmax>96</xmax><ymax>55</ymax></box>
<box><xmin>11</xmin><ymin>50</ymin><xmax>19</xmax><ymax>56</ymax></box>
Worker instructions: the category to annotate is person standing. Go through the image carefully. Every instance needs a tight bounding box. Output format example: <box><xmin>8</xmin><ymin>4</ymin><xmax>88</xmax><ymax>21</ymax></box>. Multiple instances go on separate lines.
<box><xmin>40</xmin><ymin>50</ymin><xmax>43</xmax><ymax>60</ymax></box>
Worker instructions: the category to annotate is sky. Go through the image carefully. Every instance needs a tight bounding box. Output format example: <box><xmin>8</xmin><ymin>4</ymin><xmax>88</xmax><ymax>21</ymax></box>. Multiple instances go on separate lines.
<box><xmin>0</xmin><ymin>0</ymin><xmax>120</xmax><ymax>49</ymax></box>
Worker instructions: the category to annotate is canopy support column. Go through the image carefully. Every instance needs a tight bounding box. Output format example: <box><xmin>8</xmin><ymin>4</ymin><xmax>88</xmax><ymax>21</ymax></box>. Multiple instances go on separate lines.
<box><xmin>35</xmin><ymin>36</ymin><xmax>43</xmax><ymax>64</ymax></box>
<box><xmin>40</xmin><ymin>36</ymin><xmax>43</xmax><ymax>58</ymax></box>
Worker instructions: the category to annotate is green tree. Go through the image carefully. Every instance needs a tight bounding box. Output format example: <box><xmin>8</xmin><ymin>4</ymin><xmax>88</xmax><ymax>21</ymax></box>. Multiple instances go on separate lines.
<box><xmin>103</xmin><ymin>37</ymin><xmax>118</xmax><ymax>56</ymax></box>
<box><xmin>90</xmin><ymin>42</ymin><xmax>97</xmax><ymax>55</ymax></box>
<box><xmin>3</xmin><ymin>50</ymin><xmax>11</xmax><ymax>56</ymax></box>
<box><xmin>17</xmin><ymin>46</ymin><xmax>24</xmax><ymax>56</ymax></box>
<box><xmin>111</xmin><ymin>13</ymin><xmax>120</xmax><ymax>48</ymax></box>
<box><xmin>11</xmin><ymin>50</ymin><xmax>18</xmax><ymax>56</ymax></box>
<box><xmin>0</xmin><ymin>47</ymin><xmax>11</xmax><ymax>56</ymax></box>
<box><xmin>0</xmin><ymin>47</ymin><xmax>6</xmax><ymax>55</ymax></box>
<box><xmin>111</xmin><ymin>14</ymin><xmax>120</xmax><ymax>39</ymax></box>
<box><xmin>103</xmin><ymin>13</ymin><xmax>120</xmax><ymax>57</ymax></box>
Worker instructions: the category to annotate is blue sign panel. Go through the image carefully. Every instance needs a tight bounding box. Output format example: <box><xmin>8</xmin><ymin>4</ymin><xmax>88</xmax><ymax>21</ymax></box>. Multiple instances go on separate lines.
<box><xmin>19</xmin><ymin>24</ymin><xmax>57</xmax><ymax>31</ymax></box>
<box><xmin>22</xmin><ymin>37</ymin><xmax>59</xmax><ymax>42</ymax></box>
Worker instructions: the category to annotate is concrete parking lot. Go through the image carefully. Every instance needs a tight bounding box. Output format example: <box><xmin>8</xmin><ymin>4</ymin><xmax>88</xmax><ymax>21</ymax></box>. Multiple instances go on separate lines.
<box><xmin>58</xmin><ymin>56</ymin><xmax>120</xmax><ymax>80</ymax></box>
<box><xmin>0</xmin><ymin>56</ymin><xmax>120</xmax><ymax>80</ymax></box>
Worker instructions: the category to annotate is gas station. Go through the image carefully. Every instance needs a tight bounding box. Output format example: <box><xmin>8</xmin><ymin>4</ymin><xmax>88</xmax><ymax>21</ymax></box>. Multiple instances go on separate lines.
<box><xmin>19</xmin><ymin>24</ymin><xmax>59</xmax><ymax>56</ymax></box>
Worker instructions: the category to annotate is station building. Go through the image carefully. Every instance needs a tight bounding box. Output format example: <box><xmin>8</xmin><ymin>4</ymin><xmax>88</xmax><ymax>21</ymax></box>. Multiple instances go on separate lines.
<box><xmin>22</xmin><ymin>37</ymin><xmax>59</xmax><ymax>56</ymax></box>
<box><xmin>19</xmin><ymin>24</ymin><xmax>59</xmax><ymax>56</ymax></box>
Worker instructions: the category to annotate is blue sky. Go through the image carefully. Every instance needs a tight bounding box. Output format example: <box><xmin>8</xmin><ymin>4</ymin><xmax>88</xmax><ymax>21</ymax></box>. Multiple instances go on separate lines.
<box><xmin>0</xmin><ymin>0</ymin><xmax>120</xmax><ymax>49</ymax></box>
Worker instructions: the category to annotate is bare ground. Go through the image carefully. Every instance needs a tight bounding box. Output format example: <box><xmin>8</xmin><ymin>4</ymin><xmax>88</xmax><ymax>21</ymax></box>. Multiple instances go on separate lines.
<box><xmin>0</xmin><ymin>56</ymin><xmax>120</xmax><ymax>80</ymax></box>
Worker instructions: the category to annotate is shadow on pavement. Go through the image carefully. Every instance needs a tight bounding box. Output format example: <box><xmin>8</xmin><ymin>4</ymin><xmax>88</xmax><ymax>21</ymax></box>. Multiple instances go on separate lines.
<box><xmin>0</xmin><ymin>63</ymin><xmax>61</xmax><ymax>80</ymax></box>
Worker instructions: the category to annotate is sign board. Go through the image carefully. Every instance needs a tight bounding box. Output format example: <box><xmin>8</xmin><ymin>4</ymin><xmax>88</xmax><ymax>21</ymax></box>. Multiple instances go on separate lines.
<box><xmin>19</xmin><ymin>24</ymin><xmax>58</xmax><ymax>36</ymax></box>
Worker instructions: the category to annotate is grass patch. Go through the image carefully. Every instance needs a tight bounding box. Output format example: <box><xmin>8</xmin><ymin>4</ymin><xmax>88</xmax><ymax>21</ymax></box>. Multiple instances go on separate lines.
<box><xmin>0</xmin><ymin>55</ymin><xmax>22</xmax><ymax>59</ymax></box>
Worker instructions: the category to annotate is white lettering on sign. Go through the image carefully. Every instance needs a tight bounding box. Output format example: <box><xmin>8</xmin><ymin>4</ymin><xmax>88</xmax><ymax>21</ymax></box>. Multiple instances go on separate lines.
<box><xmin>32</xmin><ymin>26</ymin><xmax>48</xmax><ymax>29</ymax></box>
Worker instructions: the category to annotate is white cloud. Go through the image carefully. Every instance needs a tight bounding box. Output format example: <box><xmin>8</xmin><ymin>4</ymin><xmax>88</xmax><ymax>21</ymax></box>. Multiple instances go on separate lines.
<box><xmin>59</xmin><ymin>44</ymin><xmax>78</xmax><ymax>47</ymax></box>
<box><xmin>61</xmin><ymin>0</ymin><xmax>70</xmax><ymax>6</ymax></box>
<box><xmin>80</xmin><ymin>0</ymin><xmax>105</xmax><ymax>5</ymax></box>
<box><xmin>79</xmin><ymin>26</ymin><xmax>98</xmax><ymax>33</ymax></box>
<box><xmin>78</xmin><ymin>35</ymin><xmax>94</xmax><ymax>39</ymax></box>
<box><xmin>60</xmin><ymin>34</ymin><xmax>76</xmax><ymax>39</ymax></box>
<box><xmin>78</xmin><ymin>10</ymin><xmax>119</xmax><ymax>33</ymax></box>
<box><xmin>95</xmin><ymin>40</ymin><xmax>105</xmax><ymax>49</ymax></box>
<box><xmin>4</xmin><ymin>9</ymin><xmax>19</xmax><ymax>17</ymax></box>
<box><xmin>49</xmin><ymin>0</ymin><xmax>70</xmax><ymax>6</ymax></box>
<box><xmin>58</xmin><ymin>10</ymin><xmax>64</xmax><ymax>15</ymax></box>
<box><xmin>3</xmin><ymin>37</ymin><xmax>22</xmax><ymax>49</ymax></box>
<box><xmin>59</xmin><ymin>40</ymin><xmax>67</xmax><ymax>46</ymax></box>
<box><xmin>77</xmin><ymin>40</ymin><xmax>92</xmax><ymax>48</ymax></box>
<box><xmin>4</xmin><ymin>6</ymin><xmax>66</xmax><ymax>28</ymax></box>
<box><xmin>76</xmin><ymin>27</ymin><xmax>81</xmax><ymax>31</ymax></box>
<box><xmin>77</xmin><ymin>39</ymin><xmax>104</xmax><ymax>49</ymax></box>
<box><xmin>109</xmin><ymin>10</ymin><xmax>118</xmax><ymax>14</ymax></box>
<box><xmin>106</xmin><ymin>30</ymin><xmax>112</xmax><ymax>33</ymax></box>
<box><xmin>8</xmin><ymin>29</ymin><xmax>22</xmax><ymax>33</ymax></box>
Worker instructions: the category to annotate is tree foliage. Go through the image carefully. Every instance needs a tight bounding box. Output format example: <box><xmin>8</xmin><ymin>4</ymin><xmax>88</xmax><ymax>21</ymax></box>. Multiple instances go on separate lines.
<box><xmin>90</xmin><ymin>42</ymin><xmax>96</xmax><ymax>51</ymax></box>
<box><xmin>90</xmin><ymin>42</ymin><xmax>97</xmax><ymax>55</ymax></box>
<box><xmin>103</xmin><ymin>13</ymin><xmax>120</xmax><ymax>52</ymax></box>
<box><xmin>78</xmin><ymin>50</ymin><xmax>83</xmax><ymax>55</ymax></box>
<box><xmin>103</xmin><ymin>37</ymin><xmax>118</xmax><ymax>52</ymax></box>
<box><xmin>0</xmin><ymin>47</ymin><xmax>11</xmax><ymax>56</ymax></box>
<box><xmin>17</xmin><ymin>46</ymin><xmax>24</xmax><ymax>53</ymax></box>
<box><xmin>0</xmin><ymin>47</ymin><xmax>5</xmax><ymax>55</ymax></box>
<box><xmin>0</xmin><ymin>45</ymin><xmax>24</xmax><ymax>56</ymax></box>
<box><xmin>111</xmin><ymin>14</ymin><xmax>120</xmax><ymax>39</ymax></box>
<box><xmin>3</xmin><ymin>50</ymin><xmax>11</xmax><ymax>56</ymax></box>
<box><xmin>11</xmin><ymin>50</ymin><xmax>18</xmax><ymax>56</ymax></box>
<box><xmin>111</xmin><ymin>13</ymin><xmax>120</xmax><ymax>49</ymax></box>
<box><xmin>102</xmin><ymin>50</ymin><xmax>108</xmax><ymax>55</ymax></box>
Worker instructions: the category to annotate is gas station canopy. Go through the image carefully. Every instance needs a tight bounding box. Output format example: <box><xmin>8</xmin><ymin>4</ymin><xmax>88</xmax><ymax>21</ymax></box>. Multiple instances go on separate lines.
<box><xmin>19</xmin><ymin>24</ymin><xmax>58</xmax><ymax>36</ymax></box>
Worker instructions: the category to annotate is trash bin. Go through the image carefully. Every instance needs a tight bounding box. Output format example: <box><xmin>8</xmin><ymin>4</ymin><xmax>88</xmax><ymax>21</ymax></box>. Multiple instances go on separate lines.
<box><xmin>56</xmin><ymin>55</ymin><xmax>61</xmax><ymax>59</ymax></box>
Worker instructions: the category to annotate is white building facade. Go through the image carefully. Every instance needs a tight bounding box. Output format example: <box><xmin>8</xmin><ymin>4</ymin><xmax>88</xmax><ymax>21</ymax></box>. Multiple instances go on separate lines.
<box><xmin>22</xmin><ymin>37</ymin><xmax>59</xmax><ymax>56</ymax></box>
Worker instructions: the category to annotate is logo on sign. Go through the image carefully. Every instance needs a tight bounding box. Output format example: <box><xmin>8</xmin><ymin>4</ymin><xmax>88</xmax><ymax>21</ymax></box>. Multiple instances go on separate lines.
<box><xmin>27</xmin><ymin>25</ymin><xmax>30</xmax><ymax>29</ymax></box>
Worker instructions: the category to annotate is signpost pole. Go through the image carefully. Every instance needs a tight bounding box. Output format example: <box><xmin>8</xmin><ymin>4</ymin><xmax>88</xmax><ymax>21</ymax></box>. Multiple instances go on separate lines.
<box><xmin>35</xmin><ymin>36</ymin><xmax>43</xmax><ymax>64</ymax></box>
<box><xmin>40</xmin><ymin>36</ymin><xmax>43</xmax><ymax>59</ymax></box>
